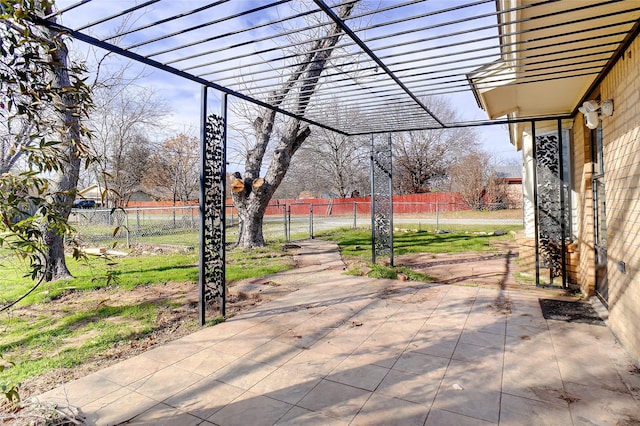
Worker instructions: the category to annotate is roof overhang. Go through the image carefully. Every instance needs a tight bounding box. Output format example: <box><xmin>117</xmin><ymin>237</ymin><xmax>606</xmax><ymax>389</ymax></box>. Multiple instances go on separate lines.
<box><xmin>469</xmin><ymin>0</ymin><xmax>640</xmax><ymax>131</ymax></box>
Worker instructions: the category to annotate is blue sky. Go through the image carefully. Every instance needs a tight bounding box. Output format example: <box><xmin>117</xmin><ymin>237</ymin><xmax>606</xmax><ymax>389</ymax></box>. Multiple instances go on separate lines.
<box><xmin>56</xmin><ymin>0</ymin><xmax>520</xmax><ymax>164</ymax></box>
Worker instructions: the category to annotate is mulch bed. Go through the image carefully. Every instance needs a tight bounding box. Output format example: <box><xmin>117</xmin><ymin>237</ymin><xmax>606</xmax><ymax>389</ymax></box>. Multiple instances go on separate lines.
<box><xmin>538</xmin><ymin>298</ymin><xmax>605</xmax><ymax>325</ymax></box>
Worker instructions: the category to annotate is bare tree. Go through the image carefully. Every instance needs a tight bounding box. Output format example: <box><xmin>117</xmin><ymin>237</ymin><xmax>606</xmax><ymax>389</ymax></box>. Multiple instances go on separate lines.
<box><xmin>449</xmin><ymin>151</ymin><xmax>511</xmax><ymax>210</ymax></box>
<box><xmin>145</xmin><ymin>134</ymin><xmax>199</xmax><ymax>204</ymax></box>
<box><xmin>299</xmin><ymin>104</ymin><xmax>369</xmax><ymax>198</ymax></box>
<box><xmin>109</xmin><ymin>135</ymin><xmax>153</xmax><ymax>206</ymax></box>
<box><xmin>231</xmin><ymin>3</ymin><xmax>357</xmax><ymax>247</ymax></box>
<box><xmin>273</xmin><ymin>154</ymin><xmax>331</xmax><ymax>199</ymax></box>
<box><xmin>0</xmin><ymin>120</ymin><xmax>33</xmax><ymax>174</ymax></box>
<box><xmin>275</xmin><ymin>102</ymin><xmax>369</xmax><ymax>200</ymax></box>
<box><xmin>86</xmin><ymin>86</ymin><xmax>168</xmax><ymax>207</ymax></box>
<box><xmin>393</xmin><ymin>96</ymin><xmax>478</xmax><ymax>194</ymax></box>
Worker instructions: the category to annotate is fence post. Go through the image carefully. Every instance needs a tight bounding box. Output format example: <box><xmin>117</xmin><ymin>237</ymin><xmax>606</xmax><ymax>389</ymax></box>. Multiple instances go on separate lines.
<box><xmin>136</xmin><ymin>208</ymin><xmax>140</xmax><ymax>234</ymax></box>
<box><xmin>436</xmin><ymin>201</ymin><xmax>439</xmax><ymax>232</ymax></box>
<box><xmin>309</xmin><ymin>203</ymin><xmax>314</xmax><ymax>239</ymax></box>
<box><xmin>125</xmin><ymin>210</ymin><xmax>130</xmax><ymax>248</ymax></box>
<box><xmin>283</xmin><ymin>205</ymin><xmax>288</xmax><ymax>242</ymax></box>
<box><xmin>353</xmin><ymin>202</ymin><xmax>357</xmax><ymax>229</ymax></box>
<box><xmin>288</xmin><ymin>205</ymin><xmax>291</xmax><ymax>241</ymax></box>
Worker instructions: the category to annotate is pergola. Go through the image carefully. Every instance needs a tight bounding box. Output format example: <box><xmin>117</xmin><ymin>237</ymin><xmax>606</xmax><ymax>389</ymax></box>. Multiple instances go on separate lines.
<box><xmin>35</xmin><ymin>0</ymin><xmax>640</xmax><ymax>322</ymax></box>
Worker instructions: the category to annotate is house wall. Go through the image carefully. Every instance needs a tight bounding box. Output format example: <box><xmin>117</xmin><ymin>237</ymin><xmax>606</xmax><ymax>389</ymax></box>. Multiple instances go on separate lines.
<box><xmin>596</xmin><ymin>34</ymin><xmax>640</xmax><ymax>363</ymax></box>
<box><xmin>522</xmin><ymin>131</ymin><xmax>536</xmax><ymax>239</ymax></box>
<box><xmin>572</xmin><ymin>116</ymin><xmax>597</xmax><ymax>297</ymax></box>
<box><xmin>514</xmin><ymin>32</ymin><xmax>640</xmax><ymax>362</ymax></box>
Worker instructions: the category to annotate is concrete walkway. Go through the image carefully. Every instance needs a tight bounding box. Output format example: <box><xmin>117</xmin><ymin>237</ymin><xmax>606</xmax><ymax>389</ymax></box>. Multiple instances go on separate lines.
<box><xmin>34</xmin><ymin>240</ymin><xmax>640</xmax><ymax>425</ymax></box>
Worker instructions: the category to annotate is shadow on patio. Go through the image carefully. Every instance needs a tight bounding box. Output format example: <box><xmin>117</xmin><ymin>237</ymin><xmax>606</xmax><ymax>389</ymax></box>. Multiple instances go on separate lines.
<box><xmin>31</xmin><ymin>240</ymin><xmax>640</xmax><ymax>425</ymax></box>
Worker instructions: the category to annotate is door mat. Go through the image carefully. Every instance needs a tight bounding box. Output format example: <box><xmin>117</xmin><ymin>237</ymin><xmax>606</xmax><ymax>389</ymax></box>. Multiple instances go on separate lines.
<box><xmin>538</xmin><ymin>299</ymin><xmax>605</xmax><ymax>326</ymax></box>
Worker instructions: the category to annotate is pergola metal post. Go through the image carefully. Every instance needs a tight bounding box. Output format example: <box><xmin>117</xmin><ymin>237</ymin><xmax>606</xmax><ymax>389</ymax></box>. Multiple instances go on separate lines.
<box><xmin>370</xmin><ymin>134</ymin><xmax>376</xmax><ymax>265</ymax></box>
<box><xmin>370</xmin><ymin>133</ymin><xmax>394</xmax><ymax>266</ymax></box>
<box><xmin>558</xmin><ymin>118</ymin><xmax>568</xmax><ymax>289</ymax></box>
<box><xmin>533</xmin><ymin>119</ymin><xmax>569</xmax><ymax>288</ymax></box>
<box><xmin>532</xmin><ymin>122</ymin><xmax>540</xmax><ymax>286</ymax></box>
<box><xmin>198</xmin><ymin>86</ymin><xmax>207</xmax><ymax>326</ymax></box>
<box><xmin>220</xmin><ymin>94</ymin><xmax>228</xmax><ymax>313</ymax></box>
<box><xmin>198</xmin><ymin>87</ymin><xmax>227</xmax><ymax>325</ymax></box>
<box><xmin>388</xmin><ymin>133</ymin><xmax>394</xmax><ymax>267</ymax></box>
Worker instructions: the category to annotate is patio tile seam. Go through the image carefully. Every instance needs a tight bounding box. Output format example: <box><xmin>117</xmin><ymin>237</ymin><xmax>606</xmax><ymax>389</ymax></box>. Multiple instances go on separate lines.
<box><xmin>426</xmin><ymin>406</ymin><xmax>498</xmax><ymax>425</ymax></box>
<box><xmin>497</xmin><ymin>318</ymin><xmax>508</xmax><ymax>425</ymax></box>
<box><xmin>500</xmin><ymin>388</ymin><xmax>571</xmax><ymax>408</ymax></box>
<box><xmin>86</xmin><ymin>387</ymin><xmax>198</xmax><ymax>424</ymax></box>
<box><xmin>265</xmin><ymin>285</ymin><xmax>437</xmax><ymax>422</ymax></box>
<box><xmin>544</xmin><ymin>316</ymin><xmax>580</xmax><ymax>417</ymax></box>
<box><xmin>511</xmin><ymin>301</ymin><xmax>590</xmax><ymax>424</ymax></box>
<box><xmin>60</xmin><ymin>371</ymin><xmax>135</xmax><ymax>407</ymax></box>
<box><xmin>130</xmin><ymin>344</ymin><xmax>231</xmax><ymax>376</ymax></box>
<box><xmin>422</xmin><ymin>286</ymin><xmax>477</xmax><ymax>422</ymax></box>
<box><xmin>290</xmin><ymin>379</ymin><xmax>369</xmax><ymax>423</ymax></box>
<box><xmin>123</xmin><ymin>366</ymin><xmax>207</xmax><ymax>398</ymax></box>
<box><xmin>479</xmin><ymin>288</ymin><xmax>510</xmax><ymax>425</ymax></box>
<box><xmin>207</xmin><ymin>390</ymin><xmax>299</xmax><ymax>424</ymax></box>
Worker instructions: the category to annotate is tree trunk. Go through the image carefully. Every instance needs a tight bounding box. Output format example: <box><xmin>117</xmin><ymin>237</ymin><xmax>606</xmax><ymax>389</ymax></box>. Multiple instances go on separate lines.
<box><xmin>235</xmin><ymin>201</ymin><xmax>268</xmax><ymax>248</ymax></box>
<box><xmin>43</xmin><ymin>230</ymin><xmax>72</xmax><ymax>281</ymax></box>
<box><xmin>41</xmin><ymin>11</ymin><xmax>84</xmax><ymax>281</ymax></box>
<box><xmin>232</xmin><ymin>3</ymin><xmax>356</xmax><ymax>247</ymax></box>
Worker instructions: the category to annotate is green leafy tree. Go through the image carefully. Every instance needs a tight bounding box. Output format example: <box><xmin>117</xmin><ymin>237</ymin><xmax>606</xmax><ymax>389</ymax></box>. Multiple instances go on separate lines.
<box><xmin>1</xmin><ymin>0</ymin><xmax>95</xmax><ymax>288</ymax></box>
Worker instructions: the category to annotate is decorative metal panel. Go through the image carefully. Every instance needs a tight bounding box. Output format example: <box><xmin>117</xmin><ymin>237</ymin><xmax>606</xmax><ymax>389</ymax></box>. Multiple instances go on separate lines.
<box><xmin>201</xmin><ymin>113</ymin><xmax>226</xmax><ymax>316</ymax></box>
<box><xmin>535</xmin><ymin>132</ymin><xmax>568</xmax><ymax>284</ymax></box>
<box><xmin>370</xmin><ymin>135</ymin><xmax>393</xmax><ymax>265</ymax></box>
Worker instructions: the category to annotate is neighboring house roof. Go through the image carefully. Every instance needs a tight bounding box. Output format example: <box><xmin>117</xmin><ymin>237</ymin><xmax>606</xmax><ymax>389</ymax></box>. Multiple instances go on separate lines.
<box><xmin>77</xmin><ymin>185</ymin><xmax>156</xmax><ymax>202</ymax></box>
<box><xmin>469</xmin><ymin>1</ymin><xmax>640</xmax><ymax>148</ymax></box>
<box><xmin>77</xmin><ymin>184</ymin><xmax>103</xmax><ymax>201</ymax></box>
<box><xmin>129</xmin><ymin>190</ymin><xmax>155</xmax><ymax>202</ymax></box>
<box><xmin>495</xmin><ymin>165</ymin><xmax>523</xmax><ymax>179</ymax></box>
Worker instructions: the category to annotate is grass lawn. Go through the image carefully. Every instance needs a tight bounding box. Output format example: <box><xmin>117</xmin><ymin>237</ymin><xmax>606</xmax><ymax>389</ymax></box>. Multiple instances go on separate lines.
<box><xmin>320</xmin><ymin>224</ymin><xmax>521</xmax><ymax>258</ymax></box>
<box><xmin>0</xmin><ymin>242</ymin><xmax>294</xmax><ymax>398</ymax></box>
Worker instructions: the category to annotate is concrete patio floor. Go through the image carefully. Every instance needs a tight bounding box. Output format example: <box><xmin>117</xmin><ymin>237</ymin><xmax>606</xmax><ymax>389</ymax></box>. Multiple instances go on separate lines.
<box><xmin>34</xmin><ymin>240</ymin><xmax>640</xmax><ymax>425</ymax></box>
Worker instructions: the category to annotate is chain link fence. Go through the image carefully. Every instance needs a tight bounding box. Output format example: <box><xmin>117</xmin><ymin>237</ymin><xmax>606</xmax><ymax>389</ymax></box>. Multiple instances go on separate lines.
<box><xmin>69</xmin><ymin>206</ymin><xmax>199</xmax><ymax>248</ymax></box>
<box><xmin>69</xmin><ymin>201</ymin><xmax>522</xmax><ymax>249</ymax></box>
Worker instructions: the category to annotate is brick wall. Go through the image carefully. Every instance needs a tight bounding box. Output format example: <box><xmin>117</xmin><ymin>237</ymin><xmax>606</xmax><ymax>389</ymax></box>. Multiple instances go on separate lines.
<box><xmin>597</xmin><ymin>34</ymin><xmax>640</xmax><ymax>362</ymax></box>
<box><xmin>515</xmin><ymin>232</ymin><xmax>536</xmax><ymax>276</ymax></box>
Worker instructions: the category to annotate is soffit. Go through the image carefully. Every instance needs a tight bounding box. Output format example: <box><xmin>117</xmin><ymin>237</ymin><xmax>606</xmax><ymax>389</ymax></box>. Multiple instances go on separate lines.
<box><xmin>471</xmin><ymin>0</ymin><xmax>640</xmax><ymax>120</ymax></box>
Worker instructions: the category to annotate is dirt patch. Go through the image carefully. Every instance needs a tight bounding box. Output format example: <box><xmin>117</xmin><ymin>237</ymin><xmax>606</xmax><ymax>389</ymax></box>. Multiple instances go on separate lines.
<box><xmin>3</xmin><ymin>274</ymin><xmax>301</xmax><ymax>407</ymax></box>
<box><xmin>396</xmin><ymin>240</ymin><xmax>522</xmax><ymax>291</ymax></box>
<box><xmin>394</xmin><ymin>240</ymin><xmax>574</xmax><ymax>299</ymax></box>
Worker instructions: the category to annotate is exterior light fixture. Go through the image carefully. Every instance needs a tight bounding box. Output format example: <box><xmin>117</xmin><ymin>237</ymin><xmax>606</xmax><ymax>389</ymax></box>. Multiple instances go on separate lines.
<box><xmin>578</xmin><ymin>99</ymin><xmax>614</xmax><ymax>130</ymax></box>
<box><xmin>600</xmin><ymin>99</ymin><xmax>614</xmax><ymax>117</ymax></box>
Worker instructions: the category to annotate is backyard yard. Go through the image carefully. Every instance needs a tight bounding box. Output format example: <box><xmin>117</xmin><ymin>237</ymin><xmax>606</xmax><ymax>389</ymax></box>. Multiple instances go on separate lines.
<box><xmin>0</xmin><ymin>223</ymin><xmax>532</xmax><ymax>414</ymax></box>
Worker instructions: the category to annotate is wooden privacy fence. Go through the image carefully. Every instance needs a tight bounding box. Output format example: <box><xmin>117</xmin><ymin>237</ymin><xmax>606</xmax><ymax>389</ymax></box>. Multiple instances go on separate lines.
<box><xmin>126</xmin><ymin>192</ymin><xmax>472</xmax><ymax>216</ymax></box>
